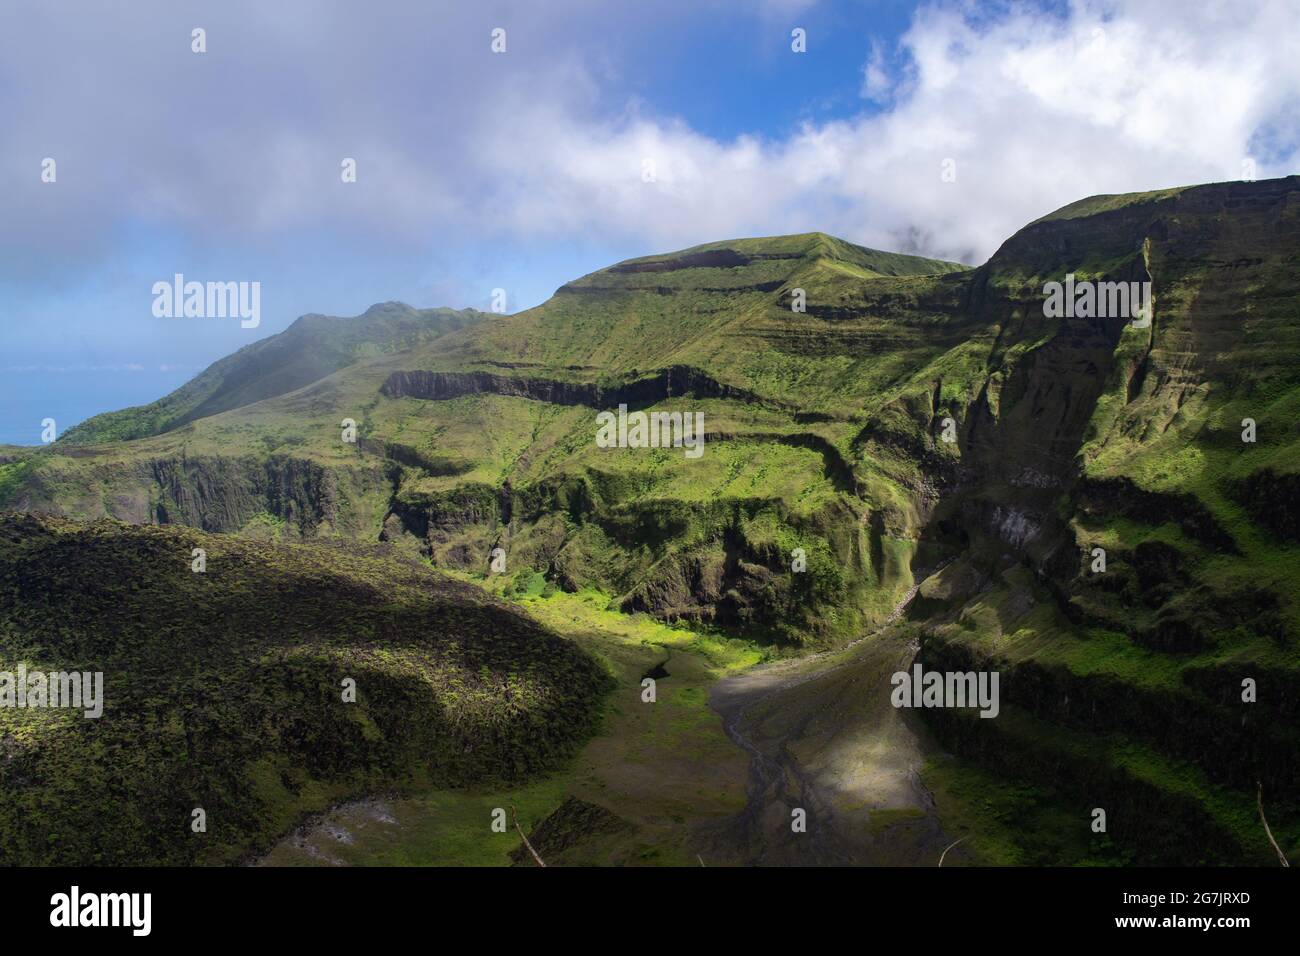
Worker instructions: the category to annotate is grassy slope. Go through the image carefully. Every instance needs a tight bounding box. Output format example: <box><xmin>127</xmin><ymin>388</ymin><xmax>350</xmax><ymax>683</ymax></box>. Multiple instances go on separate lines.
<box><xmin>259</xmin><ymin>585</ymin><xmax>761</xmax><ymax>866</ymax></box>
<box><xmin>58</xmin><ymin>302</ymin><xmax>485</xmax><ymax>445</ymax></box>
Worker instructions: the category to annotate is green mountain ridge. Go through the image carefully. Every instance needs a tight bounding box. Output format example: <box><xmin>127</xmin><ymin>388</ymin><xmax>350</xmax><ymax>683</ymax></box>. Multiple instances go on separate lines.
<box><xmin>59</xmin><ymin>302</ymin><xmax>486</xmax><ymax>445</ymax></box>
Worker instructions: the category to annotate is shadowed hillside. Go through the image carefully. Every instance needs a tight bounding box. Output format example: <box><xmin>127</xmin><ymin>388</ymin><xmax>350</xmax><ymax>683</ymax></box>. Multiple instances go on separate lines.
<box><xmin>0</xmin><ymin>513</ymin><xmax>609</xmax><ymax>865</ymax></box>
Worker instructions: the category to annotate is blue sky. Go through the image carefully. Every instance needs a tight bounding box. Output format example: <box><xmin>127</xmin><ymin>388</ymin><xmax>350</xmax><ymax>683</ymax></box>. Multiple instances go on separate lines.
<box><xmin>2</xmin><ymin>0</ymin><xmax>1297</xmax><ymax>445</ymax></box>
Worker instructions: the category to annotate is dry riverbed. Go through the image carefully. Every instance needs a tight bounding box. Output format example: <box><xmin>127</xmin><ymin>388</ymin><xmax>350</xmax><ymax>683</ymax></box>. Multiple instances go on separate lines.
<box><xmin>260</xmin><ymin>581</ymin><xmax>972</xmax><ymax>866</ymax></box>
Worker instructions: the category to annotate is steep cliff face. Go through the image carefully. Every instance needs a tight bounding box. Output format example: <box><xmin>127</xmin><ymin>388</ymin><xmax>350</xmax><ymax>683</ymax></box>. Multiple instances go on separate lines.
<box><xmin>5</xmin><ymin>449</ymin><xmax>393</xmax><ymax>540</ymax></box>
<box><xmin>380</xmin><ymin>366</ymin><xmax>780</xmax><ymax>409</ymax></box>
<box><xmin>905</xmin><ymin>178</ymin><xmax>1300</xmax><ymax>864</ymax></box>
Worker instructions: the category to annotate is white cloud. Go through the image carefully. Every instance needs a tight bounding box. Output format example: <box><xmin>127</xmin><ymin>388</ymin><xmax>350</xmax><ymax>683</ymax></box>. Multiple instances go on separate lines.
<box><xmin>860</xmin><ymin>39</ymin><xmax>894</xmax><ymax>104</ymax></box>
<box><xmin>462</xmin><ymin>0</ymin><xmax>1300</xmax><ymax>262</ymax></box>
<box><xmin>2</xmin><ymin>0</ymin><xmax>1297</xmax><ymax>276</ymax></box>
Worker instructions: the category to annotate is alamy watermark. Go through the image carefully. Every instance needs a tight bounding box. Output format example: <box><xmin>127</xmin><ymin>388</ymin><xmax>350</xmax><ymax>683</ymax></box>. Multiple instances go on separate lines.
<box><xmin>1042</xmin><ymin>274</ymin><xmax>1150</xmax><ymax>327</ymax></box>
<box><xmin>891</xmin><ymin>664</ymin><xmax>999</xmax><ymax>718</ymax></box>
<box><xmin>152</xmin><ymin>274</ymin><xmax>260</xmax><ymax>328</ymax></box>
<box><xmin>595</xmin><ymin>404</ymin><xmax>705</xmax><ymax>459</ymax></box>
<box><xmin>50</xmin><ymin>886</ymin><xmax>150</xmax><ymax>936</ymax></box>
<box><xmin>0</xmin><ymin>665</ymin><xmax>103</xmax><ymax>718</ymax></box>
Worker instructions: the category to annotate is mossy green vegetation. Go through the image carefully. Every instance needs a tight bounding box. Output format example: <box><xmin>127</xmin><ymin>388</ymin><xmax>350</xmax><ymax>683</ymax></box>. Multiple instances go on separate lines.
<box><xmin>0</xmin><ymin>514</ymin><xmax>609</xmax><ymax>865</ymax></box>
<box><xmin>0</xmin><ymin>458</ymin><xmax>33</xmax><ymax>509</ymax></box>
<box><xmin>260</xmin><ymin>584</ymin><xmax>756</xmax><ymax>866</ymax></box>
<box><xmin>921</xmin><ymin>756</ymin><xmax>1133</xmax><ymax>866</ymax></box>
